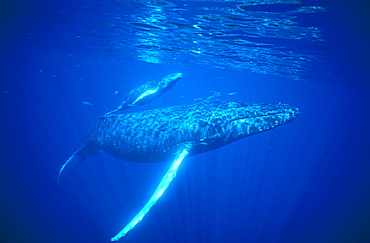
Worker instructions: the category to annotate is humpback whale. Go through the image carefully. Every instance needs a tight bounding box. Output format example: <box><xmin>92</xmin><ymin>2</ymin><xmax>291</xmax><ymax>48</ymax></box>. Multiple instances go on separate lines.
<box><xmin>59</xmin><ymin>100</ymin><xmax>299</xmax><ymax>241</ymax></box>
<box><xmin>104</xmin><ymin>73</ymin><xmax>182</xmax><ymax>116</ymax></box>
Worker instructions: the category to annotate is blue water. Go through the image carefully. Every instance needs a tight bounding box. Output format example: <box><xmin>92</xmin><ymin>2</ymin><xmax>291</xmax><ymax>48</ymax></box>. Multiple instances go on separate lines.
<box><xmin>1</xmin><ymin>0</ymin><xmax>370</xmax><ymax>242</ymax></box>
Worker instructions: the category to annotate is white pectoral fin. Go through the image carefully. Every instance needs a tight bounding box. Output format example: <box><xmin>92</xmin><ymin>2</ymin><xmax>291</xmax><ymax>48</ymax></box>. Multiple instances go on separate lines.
<box><xmin>111</xmin><ymin>144</ymin><xmax>191</xmax><ymax>241</ymax></box>
<box><xmin>131</xmin><ymin>89</ymin><xmax>158</xmax><ymax>105</ymax></box>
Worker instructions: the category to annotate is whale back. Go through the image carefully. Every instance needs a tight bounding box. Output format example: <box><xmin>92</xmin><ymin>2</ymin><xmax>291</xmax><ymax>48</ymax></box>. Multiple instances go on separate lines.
<box><xmin>83</xmin><ymin>101</ymin><xmax>298</xmax><ymax>163</ymax></box>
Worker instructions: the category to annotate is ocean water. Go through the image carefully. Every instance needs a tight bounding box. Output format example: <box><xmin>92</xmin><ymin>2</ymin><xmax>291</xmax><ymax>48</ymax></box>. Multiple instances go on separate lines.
<box><xmin>1</xmin><ymin>0</ymin><xmax>370</xmax><ymax>242</ymax></box>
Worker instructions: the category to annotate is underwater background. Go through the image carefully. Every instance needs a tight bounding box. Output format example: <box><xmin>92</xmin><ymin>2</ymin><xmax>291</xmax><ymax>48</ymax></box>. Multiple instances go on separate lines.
<box><xmin>1</xmin><ymin>0</ymin><xmax>370</xmax><ymax>242</ymax></box>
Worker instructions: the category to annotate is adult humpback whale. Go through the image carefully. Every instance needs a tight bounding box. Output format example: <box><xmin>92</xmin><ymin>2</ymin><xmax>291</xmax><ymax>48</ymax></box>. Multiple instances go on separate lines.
<box><xmin>104</xmin><ymin>73</ymin><xmax>182</xmax><ymax>116</ymax></box>
<box><xmin>59</xmin><ymin>100</ymin><xmax>299</xmax><ymax>241</ymax></box>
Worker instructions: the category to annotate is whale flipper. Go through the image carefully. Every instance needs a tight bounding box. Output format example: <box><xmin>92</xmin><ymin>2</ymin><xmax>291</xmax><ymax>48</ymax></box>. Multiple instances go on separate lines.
<box><xmin>130</xmin><ymin>88</ymin><xmax>158</xmax><ymax>106</ymax></box>
<box><xmin>111</xmin><ymin>144</ymin><xmax>191</xmax><ymax>241</ymax></box>
<box><xmin>58</xmin><ymin>147</ymin><xmax>99</xmax><ymax>182</ymax></box>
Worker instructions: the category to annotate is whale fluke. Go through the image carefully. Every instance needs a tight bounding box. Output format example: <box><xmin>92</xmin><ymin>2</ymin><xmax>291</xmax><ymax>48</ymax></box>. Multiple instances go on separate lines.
<box><xmin>57</xmin><ymin>147</ymin><xmax>99</xmax><ymax>182</ymax></box>
<box><xmin>103</xmin><ymin>107</ymin><xmax>121</xmax><ymax>116</ymax></box>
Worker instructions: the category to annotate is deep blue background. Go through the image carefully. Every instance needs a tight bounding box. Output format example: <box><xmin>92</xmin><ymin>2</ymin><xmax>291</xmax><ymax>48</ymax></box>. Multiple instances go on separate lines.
<box><xmin>1</xmin><ymin>1</ymin><xmax>370</xmax><ymax>242</ymax></box>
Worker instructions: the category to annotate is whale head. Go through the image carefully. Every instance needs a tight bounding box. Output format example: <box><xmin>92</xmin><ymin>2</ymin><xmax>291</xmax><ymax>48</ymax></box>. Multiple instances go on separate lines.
<box><xmin>185</xmin><ymin>101</ymin><xmax>299</xmax><ymax>151</ymax></box>
<box><xmin>160</xmin><ymin>73</ymin><xmax>182</xmax><ymax>89</ymax></box>
<box><xmin>217</xmin><ymin>102</ymin><xmax>299</xmax><ymax>143</ymax></box>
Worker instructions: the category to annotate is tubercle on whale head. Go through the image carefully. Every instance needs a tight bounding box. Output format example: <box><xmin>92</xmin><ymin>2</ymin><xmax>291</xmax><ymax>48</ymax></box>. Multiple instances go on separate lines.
<box><xmin>218</xmin><ymin>102</ymin><xmax>299</xmax><ymax>142</ymax></box>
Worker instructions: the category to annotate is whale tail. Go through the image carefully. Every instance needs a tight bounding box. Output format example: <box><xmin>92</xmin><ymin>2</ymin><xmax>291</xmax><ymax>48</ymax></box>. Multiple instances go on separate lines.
<box><xmin>57</xmin><ymin>147</ymin><xmax>99</xmax><ymax>182</ymax></box>
<box><xmin>103</xmin><ymin>108</ymin><xmax>120</xmax><ymax>116</ymax></box>
<box><xmin>102</xmin><ymin>103</ymin><xmax>131</xmax><ymax>116</ymax></box>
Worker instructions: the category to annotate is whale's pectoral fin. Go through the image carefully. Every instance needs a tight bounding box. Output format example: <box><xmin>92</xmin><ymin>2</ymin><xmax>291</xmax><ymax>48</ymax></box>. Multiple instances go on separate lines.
<box><xmin>111</xmin><ymin>143</ymin><xmax>192</xmax><ymax>241</ymax></box>
<box><xmin>58</xmin><ymin>147</ymin><xmax>99</xmax><ymax>182</ymax></box>
<box><xmin>131</xmin><ymin>89</ymin><xmax>158</xmax><ymax>106</ymax></box>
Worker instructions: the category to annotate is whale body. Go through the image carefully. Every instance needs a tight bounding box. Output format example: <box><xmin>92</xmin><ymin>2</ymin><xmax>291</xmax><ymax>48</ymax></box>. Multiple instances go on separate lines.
<box><xmin>104</xmin><ymin>73</ymin><xmax>182</xmax><ymax>116</ymax></box>
<box><xmin>58</xmin><ymin>100</ymin><xmax>298</xmax><ymax>241</ymax></box>
<box><xmin>59</xmin><ymin>101</ymin><xmax>298</xmax><ymax>179</ymax></box>
<box><xmin>58</xmin><ymin>101</ymin><xmax>299</xmax><ymax>241</ymax></box>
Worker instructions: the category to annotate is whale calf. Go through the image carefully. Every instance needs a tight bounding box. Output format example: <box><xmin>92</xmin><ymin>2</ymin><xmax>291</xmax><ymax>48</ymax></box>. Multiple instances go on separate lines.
<box><xmin>104</xmin><ymin>73</ymin><xmax>182</xmax><ymax>116</ymax></box>
<box><xmin>58</xmin><ymin>100</ymin><xmax>299</xmax><ymax>240</ymax></box>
